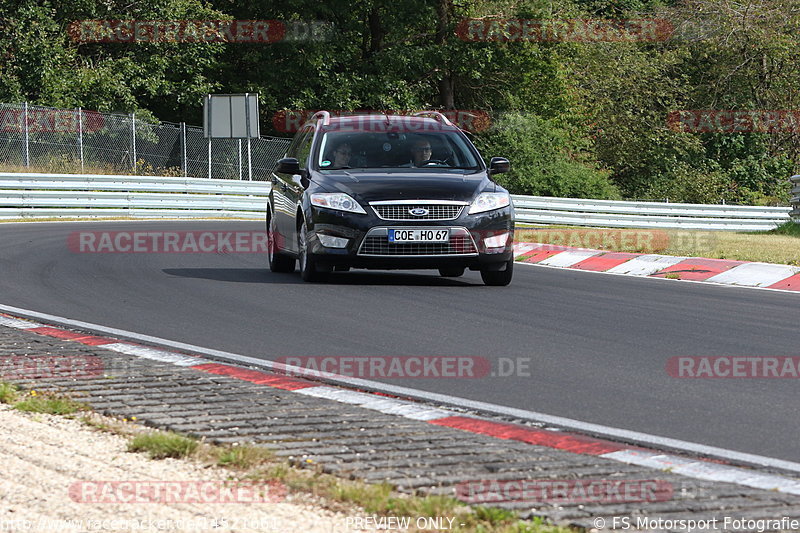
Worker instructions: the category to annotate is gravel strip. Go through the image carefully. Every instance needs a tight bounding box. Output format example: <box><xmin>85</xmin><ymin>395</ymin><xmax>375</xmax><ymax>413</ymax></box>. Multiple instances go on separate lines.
<box><xmin>0</xmin><ymin>404</ymin><xmax>363</xmax><ymax>532</ymax></box>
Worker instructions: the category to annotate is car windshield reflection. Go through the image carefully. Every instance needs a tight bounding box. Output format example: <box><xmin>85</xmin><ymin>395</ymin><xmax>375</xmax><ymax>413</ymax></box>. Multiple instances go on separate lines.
<box><xmin>318</xmin><ymin>131</ymin><xmax>481</xmax><ymax>171</ymax></box>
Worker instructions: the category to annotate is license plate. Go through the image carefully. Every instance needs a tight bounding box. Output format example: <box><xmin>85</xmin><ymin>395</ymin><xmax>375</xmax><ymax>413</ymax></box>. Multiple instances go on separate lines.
<box><xmin>388</xmin><ymin>228</ymin><xmax>449</xmax><ymax>243</ymax></box>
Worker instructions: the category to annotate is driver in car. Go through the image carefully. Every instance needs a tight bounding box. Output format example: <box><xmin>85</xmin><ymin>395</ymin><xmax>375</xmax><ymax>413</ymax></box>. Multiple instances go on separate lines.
<box><xmin>330</xmin><ymin>142</ymin><xmax>353</xmax><ymax>168</ymax></box>
<box><xmin>400</xmin><ymin>138</ymin><xmax>433</xmax><ymax>167</ymax></box>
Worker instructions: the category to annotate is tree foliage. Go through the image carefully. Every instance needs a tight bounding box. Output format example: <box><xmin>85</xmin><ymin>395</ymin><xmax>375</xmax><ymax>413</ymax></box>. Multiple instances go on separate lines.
<box><xmin>0</xmin><ymin>0</ymin><xmax>797</xmax><ymax>202</ymax></box>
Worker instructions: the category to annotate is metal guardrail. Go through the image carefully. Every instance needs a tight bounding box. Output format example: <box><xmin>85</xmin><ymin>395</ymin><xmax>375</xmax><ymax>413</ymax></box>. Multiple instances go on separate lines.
<box><xmin>791</xmin><ymin>175</ymin><xmax>800</xmax><ymax>223</ymax></box>
<box><xmin>0</xmin><ymin>172</ymin><xmax>269</xmax><ymax>219</ymax></box>
<box><xmin>513</xmin><ymin>195</ymin><xmax>791</xmax><ymax>231</ymax></box>
<box><xmin>0</xmin><ymin>172</ymin><xmax>795</xmax><ymax>230</ymax></box>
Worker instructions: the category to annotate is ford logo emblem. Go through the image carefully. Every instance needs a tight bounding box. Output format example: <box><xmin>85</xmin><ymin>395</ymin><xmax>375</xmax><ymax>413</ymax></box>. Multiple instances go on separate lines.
<box><xmin>409</xmin><ymin>208</ymin><xmax>429</xmax><ymax>216</ymax></box>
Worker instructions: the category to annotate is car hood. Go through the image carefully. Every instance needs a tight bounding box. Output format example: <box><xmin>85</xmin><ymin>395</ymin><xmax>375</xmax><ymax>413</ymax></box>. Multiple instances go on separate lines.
<box><xmin>314</xmin><ymin>170</ymin><xmax>492</xmax><ymax>203</ymax></box>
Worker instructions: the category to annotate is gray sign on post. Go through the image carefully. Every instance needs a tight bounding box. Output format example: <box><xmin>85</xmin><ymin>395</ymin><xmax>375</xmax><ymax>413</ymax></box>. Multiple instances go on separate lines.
<box><xmin>203</xmin><ymin>93</ymin><xmax>260</xmax><ymax>139</ymax></box>
<box><xmin>203</xmin><ymin>93</ymin><xmax>260</xmax><ymax>180</ymax></box>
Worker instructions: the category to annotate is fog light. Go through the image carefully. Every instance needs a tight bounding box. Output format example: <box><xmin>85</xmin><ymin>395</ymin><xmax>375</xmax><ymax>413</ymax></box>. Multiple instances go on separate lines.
<box><xmin>318</xmin><ymin>234</ymin><xmax>349</xmax><ymax>248</ymax></box>
<box><xmin>484</xmin><ymin>232</ymin><xmax>509</xmax><ymax>250</ymax></box>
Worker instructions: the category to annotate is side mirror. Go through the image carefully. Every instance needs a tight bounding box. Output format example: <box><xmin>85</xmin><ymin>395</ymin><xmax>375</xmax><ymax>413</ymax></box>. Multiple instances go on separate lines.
<box><xmin>276</xmin><ymin>157</ymin><xmax>301</xmax><ymax>174</ymax></box>
<box><xmin>489</xmin><ymin>157</ymin><xmax>510</xmax><ymax>175</ymax></box>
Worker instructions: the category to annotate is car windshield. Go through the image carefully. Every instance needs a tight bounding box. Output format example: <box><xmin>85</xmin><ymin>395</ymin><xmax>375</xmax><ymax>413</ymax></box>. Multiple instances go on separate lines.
<box><xmin>317</xmin><ymin>130</ymin><xmax>481</xmax><ymax>171</ymax></box>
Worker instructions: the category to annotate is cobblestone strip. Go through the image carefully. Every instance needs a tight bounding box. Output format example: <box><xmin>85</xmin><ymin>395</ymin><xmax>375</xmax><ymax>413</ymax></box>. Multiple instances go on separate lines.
<box><xmin>2</xmin><ymin>324</ymin><xmax>800</xmax><ymax>531</ymax></box>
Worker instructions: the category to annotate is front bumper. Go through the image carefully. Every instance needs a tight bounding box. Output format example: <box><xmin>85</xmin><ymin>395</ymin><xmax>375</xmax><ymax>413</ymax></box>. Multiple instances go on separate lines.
<box><xmin>304</xmin><ymin>204</ymin><xmax>514</xmax><ymax>270</ymax></box>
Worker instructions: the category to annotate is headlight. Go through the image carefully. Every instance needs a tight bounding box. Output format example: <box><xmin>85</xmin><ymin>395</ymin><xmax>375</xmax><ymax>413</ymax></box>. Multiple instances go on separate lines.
<box><xmin>468</xmin><ymin>192</ymin><xmax>511</xmax><ymax>214</ymax></box>
<box><xmin>310</xmin><ymin>193</ymin><xmax>366</xmax><ymax>214</ymax></box>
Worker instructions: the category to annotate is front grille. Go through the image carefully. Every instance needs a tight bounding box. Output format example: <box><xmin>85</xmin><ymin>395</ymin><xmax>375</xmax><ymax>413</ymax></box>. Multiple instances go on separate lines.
<box><xmin>372</xmin><ymin>204</ymin><xmax>464</xmax><ymax>220</ymax></box>
<box><xmin>359</xmin><ymin>235</ymin><xmax>477</xmax><ymax>256</ymax></box>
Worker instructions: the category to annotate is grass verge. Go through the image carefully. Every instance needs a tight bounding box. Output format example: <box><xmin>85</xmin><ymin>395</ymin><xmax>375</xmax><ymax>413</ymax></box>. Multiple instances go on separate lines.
<box><xmin>0</xmin><ymin>384</ymin><xmax>88</xmax><ymax>415</ymax></box>
<box><xmin>119</xmin><ymin>428</ymin><xmax>572</xmax><ymax>532</ymax></box>
<box><xmin>0</xmin><ymin>382</ymin><xmax>19</xmax><ymax>403</ymax></box>
<box><xmin>128</xmin><ymin>431</ymin><xmax>199</xmax><ymax>459</ymax></box>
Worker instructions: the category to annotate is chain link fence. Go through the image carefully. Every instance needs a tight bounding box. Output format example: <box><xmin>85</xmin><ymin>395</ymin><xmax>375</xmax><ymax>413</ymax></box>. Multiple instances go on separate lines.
<box><xmin>0</xmin><ymin>102</ymin><xmax>291</xmax><ymax>181</ymax></box>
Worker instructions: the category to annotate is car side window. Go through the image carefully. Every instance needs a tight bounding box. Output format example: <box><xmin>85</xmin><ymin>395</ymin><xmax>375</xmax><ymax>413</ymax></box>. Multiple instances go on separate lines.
<box><xmin>285</xmin><ymin>127</ymin><xmax>307</xmax><ymax>159</ymax></box>
<box><xmin>296</xmin><ymin>126</ymin><xmax>315</xmax><ymax>168</ymax></box>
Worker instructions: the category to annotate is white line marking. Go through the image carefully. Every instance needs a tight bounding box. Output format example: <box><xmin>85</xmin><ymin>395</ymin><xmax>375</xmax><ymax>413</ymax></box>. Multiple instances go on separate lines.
<box><xmin>538</xmin><ymin>250</ymin><xmax>602</xmax><ymax>267</ymax></box>
<box><xmin>102</xmin><ymin>343</ymin><xmax>208</xmax><ymax>367</ymax></box>
<box><xmin>606</xmin><ymin>254</ymin><xmax>687</xmax><ymax>276</ymax></box>
<box><xmin>297</xmin><ymin>386</ymin><xmax>452</xmax><ymax>421</ymax></box>
<box><xmin>0</xmin><ymin>316</ymin><xmax>43</xmax><ymax>329</ymax></box>
<box><xmin>512</xmin><ymin>243</ymin><xmax>542</xmax><ymax>255</ymax></box>
<box><xmin>1</xmin><ymin>302</ymin><xmax>800</xmax><ymax>476</ymax></box>
<box><xmin>604</xmin><ymin>450</ymin><xmax>800</xmax><ymax>494</ymax></box>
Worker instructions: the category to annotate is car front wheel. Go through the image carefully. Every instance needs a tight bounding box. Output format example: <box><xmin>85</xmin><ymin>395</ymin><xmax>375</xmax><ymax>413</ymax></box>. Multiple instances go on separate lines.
<box><xmin>480</xmin><ymin>259</ymin><xmax>513</xmax><ymax>286</ymax></box>
<box><xmin>298</xmin><ymin>220</ymin><xmax>328</xmax><ymax>282</ymax></box>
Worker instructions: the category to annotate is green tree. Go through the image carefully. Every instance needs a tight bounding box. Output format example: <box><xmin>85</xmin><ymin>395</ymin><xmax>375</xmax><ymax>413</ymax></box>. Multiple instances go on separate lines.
<box><xmin>475</xmin><ymin>112</ymin><xmax>620</xmax><ymax>198</ymax></box>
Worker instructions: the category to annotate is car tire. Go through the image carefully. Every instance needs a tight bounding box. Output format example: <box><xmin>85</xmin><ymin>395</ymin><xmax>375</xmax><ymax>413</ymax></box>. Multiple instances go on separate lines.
<box><xmin>480</xmin><ymin>259</ymin><xmax>513</xmax><ymax>286</ymax></box>
<box><xmin>267</xmin><ymin>211</ymin><xmax>295</xmax><ymax>273</ymax></box>
<box><xmin>438</xmin><ymin>266</ymin><xmax>465</xmax><ymax>277</ymax></box>
<box><xmin>298</xmin><ymin>220</ymin><xmax>328</xmax><ymax>282</ymax></box>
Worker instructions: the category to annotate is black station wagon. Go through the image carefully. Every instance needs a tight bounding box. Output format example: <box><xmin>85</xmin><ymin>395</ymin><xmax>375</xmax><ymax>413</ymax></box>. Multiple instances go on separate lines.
<box><xmin>267</xmin><ymin>111</ymin><xmax>515</xmax><ymax>285</ymax></box>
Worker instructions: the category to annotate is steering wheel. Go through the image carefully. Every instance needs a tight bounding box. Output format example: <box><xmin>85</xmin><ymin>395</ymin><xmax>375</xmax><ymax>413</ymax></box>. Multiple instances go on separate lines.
<box><xmin>420</xmin><ymin>159</ymin><xmax>448</xmax><ymax>166</ymax></box>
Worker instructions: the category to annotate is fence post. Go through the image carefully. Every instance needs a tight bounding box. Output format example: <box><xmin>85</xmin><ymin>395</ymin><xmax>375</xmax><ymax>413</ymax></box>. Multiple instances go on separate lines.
<box><xmin>207</xmin><ymin>137</ymin><xmax>212</xmax><ymax>179</ymax></box>
<box><xmin>238</xmin><ymin>139</ymin><xmax>242</xmax><ymax>180</ymax></box>
<box><xmin>131</xmin><ymin>113</ymin><xmax>137</xmax><ymax>172</ymax></box>
<box><xmin>181</xmin><ymin>122</ymin><xmax>188</xmax><ymax>177</ymax></box>
<box><xmin>78</xmin><ymin>107</ymin><xmax>84</xmax><ymax>172</ymax></box>
<box><xmin>23</xmin><ymin>102</ymin><xmax>29</xmax><ymax>168</ymax></box>
<box><xmin>247</xmin><ymin>138</ymin><xmax>252</xmax><ymax>181</ymax></box>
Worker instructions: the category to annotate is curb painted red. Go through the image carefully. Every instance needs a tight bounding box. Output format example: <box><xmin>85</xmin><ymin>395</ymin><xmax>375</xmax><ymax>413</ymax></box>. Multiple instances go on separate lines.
<box><xmin>649</xmin><ymin>258</ymin><xmax>745</xmax><ymax>281</ymax></box>
<box><xmin>571</xmin><ymin>252</ymin><xmax>640</xmax><ymax>272</ymax></box>
<box><xmin>1</xmin><ymin>311</ymin><xmax>658</xmax><ymax>459</ymax></box>
<box><xmin>430</xmin><ymin>416</ymin><xmax>626</xmax><ymax>455</ymax></box>
<box><xmin>193</xmin><ymin>362</ymin><xmax>318</xmax><ymax>390</ymax></box>
<box><xmin>27</xmin><ymin>326</ymin><xmax>117</xmax><ymax>345</ymax></box>
<box><xmin>514</xmin><ymin>243</ymin><xmax>800</xmax><ymax>291</ymax></box>
<box><xmin>769</xmin><ymin>273</ymin><xmax>800</xmax><ymax>290</ymax></box>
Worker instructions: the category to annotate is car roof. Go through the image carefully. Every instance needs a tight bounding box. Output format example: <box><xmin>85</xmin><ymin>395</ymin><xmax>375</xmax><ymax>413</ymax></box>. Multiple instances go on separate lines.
<box><xmin>310</xmin><ymin>114</ymin><xmax>462</xmax><ymax>133</ymax></box>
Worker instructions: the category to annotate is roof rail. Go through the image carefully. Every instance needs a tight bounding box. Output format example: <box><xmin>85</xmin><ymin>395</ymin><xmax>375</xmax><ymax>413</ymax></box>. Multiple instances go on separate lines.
<box><xmin>311</xmin><ymin>110</ymin><xmax>331</xmax><ymax>126</ymax></box>
<box><xmin>412</xmin><ymin>111</ymin><xmax>454</xmax><ymax>126</ymax></box>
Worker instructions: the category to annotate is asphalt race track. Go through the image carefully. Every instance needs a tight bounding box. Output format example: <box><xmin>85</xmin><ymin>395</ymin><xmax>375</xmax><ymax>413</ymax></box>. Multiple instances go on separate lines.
<box><xmin>1</xmin><ymin>221</ymin><xmax>798</xmax><ymax>462</ymax></box>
